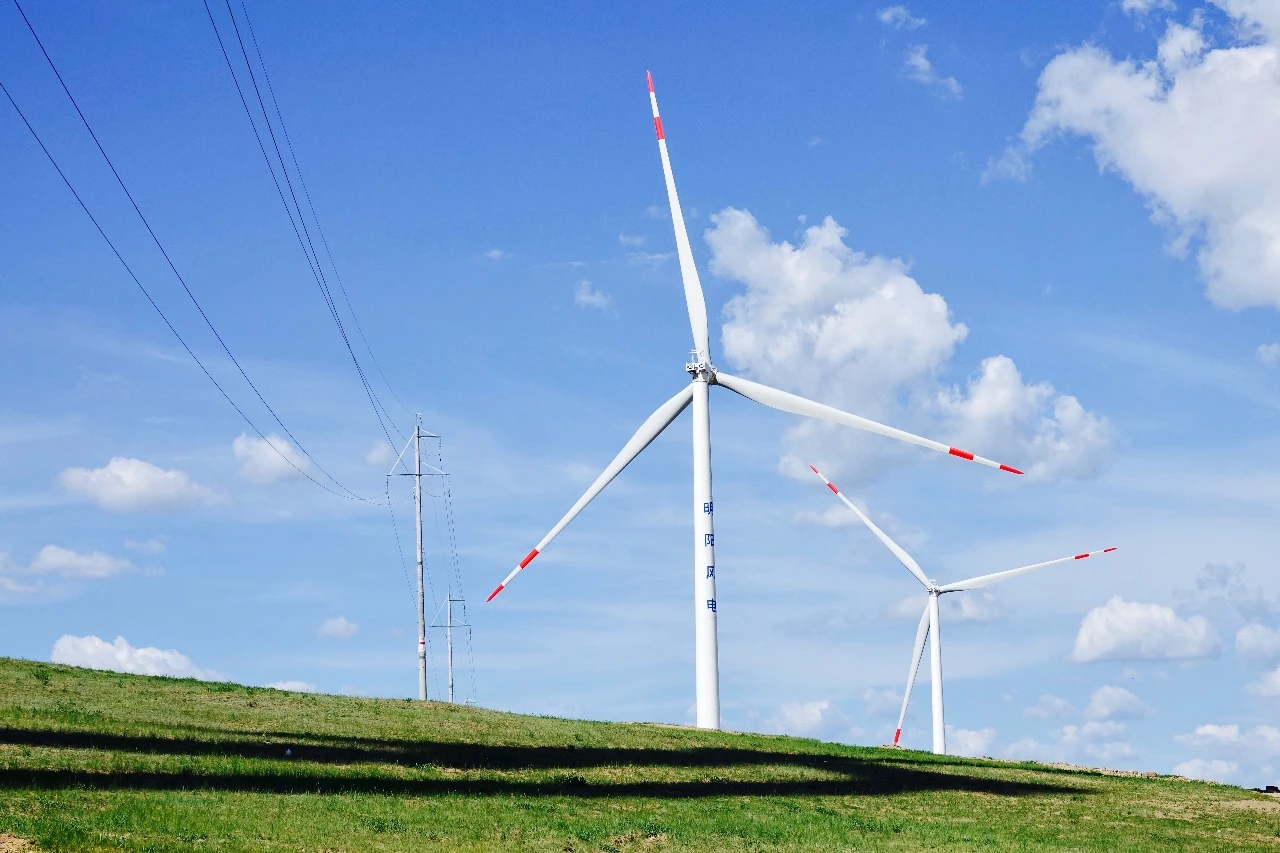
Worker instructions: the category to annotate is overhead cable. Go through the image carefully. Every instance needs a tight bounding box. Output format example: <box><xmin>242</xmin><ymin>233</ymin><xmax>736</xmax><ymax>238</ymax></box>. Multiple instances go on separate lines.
<box><xmin>10</xmin><ymin>0</ymin><xmax>370</xmax><ymax>502</ymax></box>
<box><xmin>0</xmin><ymin>79</ymin><xmax>362</xmax><ymax>503</ymax></box>
<box><xmin>205</xmin><ymin>0</ymin><xmax>401</xmax><ymax>447</ymax></box>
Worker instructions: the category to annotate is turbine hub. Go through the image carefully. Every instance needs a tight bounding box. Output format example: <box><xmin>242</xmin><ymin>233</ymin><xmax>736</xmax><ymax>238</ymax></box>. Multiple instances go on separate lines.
<box><xmin>687</xmin><ymin>350</ymin><xmax>715</xmax><ymax>380</ymax></box>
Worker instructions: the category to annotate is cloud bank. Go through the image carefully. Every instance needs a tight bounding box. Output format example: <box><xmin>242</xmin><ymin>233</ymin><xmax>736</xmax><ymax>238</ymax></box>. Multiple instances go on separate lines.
<box><xmin>707</xmin><ymin>209</ymin><xmax>1111</xmax><ymax>481</ymax></box>
<box><xmin>51</xmin><ymin>635</ymin><xmax>220</xmax><ymax>680</ymax></box>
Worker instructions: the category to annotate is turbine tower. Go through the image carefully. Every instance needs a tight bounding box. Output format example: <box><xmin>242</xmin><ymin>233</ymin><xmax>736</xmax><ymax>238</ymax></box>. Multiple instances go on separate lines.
<box><xmin>486</xmin><ymin>74</ymin><xmax>1025</xmax><ymax>731</ymax></box>
<box><xmin>809</xmin><ymin>465</ymin><xmax>1115</xmax><ymax>753</ymax></box>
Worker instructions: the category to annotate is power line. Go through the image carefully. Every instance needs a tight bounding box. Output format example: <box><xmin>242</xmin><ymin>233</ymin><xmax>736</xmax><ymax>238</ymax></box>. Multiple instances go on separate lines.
<box><xmin>0</xmin><ymin>78</ymin><xmax>360</xmax><ymax>503</ymax></box>
<box><xmin>205</xmin><ymin>0</ymin><xmax>401</xmax><ymax>448</ymax></box>
<box><xmin>10</xmin><ymin>0</ymin><xmax>369</xmax><ymax>503</ymax></box>
<box><xmin>237</xmin><ymin>0</ymin><xmax>415</xmax><ymax>424</ymax></box>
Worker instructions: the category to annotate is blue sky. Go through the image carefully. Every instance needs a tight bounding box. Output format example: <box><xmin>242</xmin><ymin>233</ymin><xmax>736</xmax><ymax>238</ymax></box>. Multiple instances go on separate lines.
<box><xmin>4</xmin><ymin>0</ymin><xmax>1280</xmax><ymax>786</ymax></box>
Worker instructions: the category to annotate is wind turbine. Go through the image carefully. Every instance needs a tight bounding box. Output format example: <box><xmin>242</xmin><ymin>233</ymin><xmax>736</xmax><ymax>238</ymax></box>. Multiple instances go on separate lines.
<box><xmin>485</xmin><ymin>73</ymin><xmax>1025</xmax><ymax>731</ymax></box>
<box><xmin>809</xmin><ymin>464</ymin><xmax>1114</xmax><ymax>753</ymax></box>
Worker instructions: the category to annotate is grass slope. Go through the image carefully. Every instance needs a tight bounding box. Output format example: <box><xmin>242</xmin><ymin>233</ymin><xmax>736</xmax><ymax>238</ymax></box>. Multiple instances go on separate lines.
<box><xmin>0</xmin><ymin>658</ymin><xmax>1276</xmax><ymax>851</ymax></box>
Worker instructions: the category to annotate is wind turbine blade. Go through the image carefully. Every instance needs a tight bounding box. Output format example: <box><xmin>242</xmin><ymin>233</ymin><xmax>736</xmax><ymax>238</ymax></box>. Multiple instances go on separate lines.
<box><xmin>934</xmin><ymin>547</ymin><xmax>1116</xmax><ymax>593</ymax></box>
<box><xmin>714</xmin><ymin>371</ymin><xmax>1024</xmax><ymax>475</ymax></box>
<box><xmin>487</xmin><ymin>384</ymin><xmax>695</xmax><ymax>600</ymax></box>
<box><xmin>648</xmin><ymin>71</ymin><xmax>710</xmax><ymax>361</ymax></box>
<box><xmin>894</xmin><ymin>602</ymin><xmax>931</xmax><ymax>746</ymax></box>
<box><xmin>809</xmin><ymin>465</ymin><xmax>930</xmax><ymax>589</ymax></box>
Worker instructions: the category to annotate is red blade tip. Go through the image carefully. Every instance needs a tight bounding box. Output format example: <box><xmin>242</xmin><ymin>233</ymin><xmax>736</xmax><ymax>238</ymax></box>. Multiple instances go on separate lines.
<box><xmin>646</xmin><ymin>71</ymin><xmax>654</xmax><ymax>92</ymax></box>
<box><xmin>1103</xmin><ymin>547</ymin><xmax>1117</xmax><ymax>553</ymax></box>
<box><xmin>808</xmin><ymin>464</ymin><xmax>820</xmax><ymax>474</ymax></box>
<box><xmin>893</xmin><ymin>728</ymin><xmax>902</xmax><ymax>745</ymax></box>
<box><xmin>999</xmin><ymin>464</ymin><xmax>1025</xmax><ymax>475</ymax></box>
<box><xmin>486</xmin><ymin>584</ymin><xmax>505</xmax><ymax>602</ymax></box>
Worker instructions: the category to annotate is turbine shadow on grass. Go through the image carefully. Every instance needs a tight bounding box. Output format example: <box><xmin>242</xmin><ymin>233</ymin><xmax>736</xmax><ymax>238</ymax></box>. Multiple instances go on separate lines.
<box><xmin>0</xmin><ymin>726</ymin><xmax>1084</xmax><ymax>799</ymax></box>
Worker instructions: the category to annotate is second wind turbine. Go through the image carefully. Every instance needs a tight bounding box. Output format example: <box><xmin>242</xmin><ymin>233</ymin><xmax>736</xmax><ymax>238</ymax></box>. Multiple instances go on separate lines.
<box><xmin>487</xmin><ymin>73</ymin><xmax>1025</xmax><ymax>730</ymax></box>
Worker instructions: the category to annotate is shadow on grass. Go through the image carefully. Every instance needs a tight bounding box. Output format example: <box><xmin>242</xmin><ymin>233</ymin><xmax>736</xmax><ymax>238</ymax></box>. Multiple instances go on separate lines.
<box><xmin>0</xmin><ymin>726</ymin><xmax>1086</xmax><ymax>799</ymax></box>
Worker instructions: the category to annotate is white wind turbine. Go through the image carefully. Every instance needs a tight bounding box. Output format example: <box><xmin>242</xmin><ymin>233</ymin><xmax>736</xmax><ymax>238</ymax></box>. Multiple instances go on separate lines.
<box><xmin>809</xmin><ymin>464</ymin><xmax>1115</xmax><ymax>753</ymax></box>
<box><xmin>485</xmin><ymin>72</ymin><xmax>1024</xmax><ymax>731</ymax></box>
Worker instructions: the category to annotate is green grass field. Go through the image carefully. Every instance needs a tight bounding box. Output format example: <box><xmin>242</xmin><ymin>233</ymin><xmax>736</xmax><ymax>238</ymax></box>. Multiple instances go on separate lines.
<box><xmin>0</xmin><ymin>658</ymin><xmax>1276</xmax><ymax>851</ymax></box>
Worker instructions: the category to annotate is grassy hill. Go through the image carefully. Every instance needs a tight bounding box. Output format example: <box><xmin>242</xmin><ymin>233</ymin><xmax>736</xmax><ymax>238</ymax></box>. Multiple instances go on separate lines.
<box><xmin>0</xmin><ymin>658</ymin><xmax>1276</xmax><ymax>851</ymax></box>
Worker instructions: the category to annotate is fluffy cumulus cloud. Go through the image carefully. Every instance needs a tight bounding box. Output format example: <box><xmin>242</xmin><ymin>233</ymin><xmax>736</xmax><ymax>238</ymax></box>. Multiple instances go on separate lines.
<box><xmin>999</xmin><ymin>3</ymin><xmax>1280</xmax><ymax>310</ymax></box>
<box><xmin>51</xmin><ymin>634</ymin><xmax>219</xmax><ymax>680</ymax></box>
<box><xmin>1071</xmin><ymin>597</ymin><xmax>1221</xmax><ymax>662</ymax></box>
<box><xmin>267</xmin><ymin>680</ymin><xmax>317</xmax><ymax>692</ymax></box>
<box><xmin>0</xmin><ymin>545</ymin><xmax>140</xmax><ymax>595</ymax></box>
<box><xmin>768</xmin><ymin>700</ymin><xmax>863</xmax><ymax>742</ymax></box>
<box><xmin>937</xmin><ymin>357</ymin><xmax>1113</xmax><ymax>481</ymax></box>
<box><xmin>708</xmin><ymin>209</ymin><xmax>1111</xmax><ymax>481</ymax></box>
<box><xmin>318</xmin><ymin>616</ymin><xmax>358</xmax><ymax>639</ymax></box>
<box><xmin>573</xmin><ymin>280</ymin><xmax>612</xmax><ymax>310</ymax></box>
<box><xmin>1236</xmin><ymin>623</ymin><xmax>1280</xmax><ymax>660</ymax></box>
<box><xmin>1024</xmin><ymin>694</ymin><xmax>1074</xmax><ymax>720</ymax></box>
<box><xmin>877</xmin><ymin>5</ymin><xmax>926</xmax><ymax>29</ymax></box>
<box><xmin>233</xmin><ymin>433</ymin><xmax>309</xmax><ymax>484</ymax></box>
<box><xmin>58</xmin><ymin>457</ymin><xmax>218</xmax><ymax>511</ymax></box>
<box><xmin>1246</xmin><ymin>665</ymin><xmax>1280</xmax><ymax>696</ymax></box>
<box><xmin>1173</xmin><ymin>758</ymin><xmax>1239</xmax><ymax>782</ymax></box>
<box><xmin>904</xmin><ymin>45</ymin><xmax>962</xmax><ymax>98</ymax></box>
<box><xmin>1173</xmin><ymin>722</ymin><xmax>1280</xmax><ymax>781</ymax></box>
<box><xmin>1084</xmin><ymin>685</ymin><xmax>1155</xmax><ymax>721</ymax></box>
<box><xmin>946</xmin><ymin>725</ymin><xmax>997</xmax><ymax>757</ymax></box>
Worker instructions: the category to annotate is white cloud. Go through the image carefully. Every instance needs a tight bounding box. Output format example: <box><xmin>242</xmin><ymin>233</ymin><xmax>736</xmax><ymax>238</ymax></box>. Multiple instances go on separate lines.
<box><xmin>364</xmin><ymin>440</ymin><xmax>396</xmax><ymax>467</ymax></box>
<box><xmin>862</xmin><ymin>688</ymin><xmax>902</xmax><ymax>716</ymax></box>
<box><xmin>945</xmin><ymin>591</ymin><xmax>1004</xmax><ymax>622</ymax></box>
<box><xmin>1257</xmin><ymin>343</ymin><xmax>1280</xmax><ymax>366</ymax></box>
<box><xmin>905</xmin><ymin>45</ymin><xmax>962</xmax><ymax>98</ymax></box>
<box><xmin>318</xmin><ymin>616</ymin><xmax>358</xmax><ymax>639</ymax></box>
<box><xmin>791</xmin><ymin>504</ymin><xmax>861</xmax><ymax>528</ymax></box>
<box><xmin>267</xmin><ymin>680</ymin><xmax>317</xmax><ymax>692</ymax></box>
<box><xmin>1061</xmin><ymin>720</ymin><xmax>1128</xmax><ymax>742</ymax></box>
<box><xmin>1004</xmin><ymin>6</ymin><xmax>1280</xmax><ymax>310</ymax></box>
<box><xmin>618</xmin><ymin>234</ymin><xmax>647</xmax><ymax>247</ymax></box>
<box><xmin>1085</xmin><ymin>685</ymin><xmax>1155</xmax><ymax>720</ymax></box>
<box><xmin>1246</xmin><ymin>664</ymin><xmax>1280</xmax><ymax>696</ymax></box>
<box><xmin>1071</xmin><ymin>597</ymin><xmax>1221</xmax><ymax>662</ymax></box>
<box><xmin>1236</xmin><ymin>623</ymin><xmax>1280</xmax><ymax>660</ymax></box>
<box><xmin>768</xmin><ymin>700</ymin><xmax>863</xmax><ymax>742</ymax></box>
<box><xmin>886</xmin><ymin>594</ymin><xmax>927</xmax><ymax>620</ymax></box>
<box><xmin>878</xmin><ymin>5</ymin><xmax>926</xmax><ymax>29</ymax></box>
<box><xmin>1122</xmin><ymin>0</ymin><xmax>1175</xmax><ymax>14</ymax></box>
<box><xmin>28</xmin><ymin>545</ymin><xmax>133</xmax><ymax>579</ymax></box>
<box><xmin>1175</xmin><ymin>722</ymin><xmax>1243</xmax><ymax>747</ymax></box>
<box><xmin>937</xmin><ymin>356</ymin><xmax>1114</xmax><ymax>481</ymax></box>
<box><xmin>232</xmin><ymin>433</ymin><xmax>309</xmax><ymax>484</ymax></box>
<box><xmin>1024</xmin><ymin>694</ymin><xmax>1074</xmax><ymax>720</ymax></box>
<box><xmin>1173</xmin><ymin>758</ymin><xmax>1238</xmax><ymax>782</ymax></box>
<box><xmin>573</xmin><ymin>280</ymin><xmax>612</xmax><ymax>311</ymax></box>
<box><xmin>51</xmin><ymin>634</ymin><xmax>219</xmax><ymax>680</ymax></box>
<box><xmin>124</xmin><ymin>538</ymin><xmax>166</xmax><ymax>554</ymax></box>
<box><xmin>484</xmin><ymin>249</ymin><xmax>505</xmax><ymax>260</ymax></box>
<box><xmin>58</xmin><ymin>457</ymin><xmax>219</xmax><ymax>511</ymax></box>
<box><xmin>946</xmin><ymin>725</ymin><xmax>997</xmax><ymax>757</ymax></box>
<box><xmin>708</xmin><ymin>209</ymin><xmax>1111</xmax><ymax>482</ymax></box>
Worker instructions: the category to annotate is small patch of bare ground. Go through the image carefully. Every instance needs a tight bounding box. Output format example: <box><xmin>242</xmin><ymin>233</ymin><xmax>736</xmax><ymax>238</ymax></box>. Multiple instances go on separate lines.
<box><xmin>0</xmin><ymin>834</ymin><xmax>34</xmax><ymax>852</ymax></box>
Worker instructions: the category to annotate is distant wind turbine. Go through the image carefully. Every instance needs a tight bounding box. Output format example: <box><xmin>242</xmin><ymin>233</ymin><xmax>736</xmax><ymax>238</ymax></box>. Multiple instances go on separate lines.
<box><xmin>485</xmin><ymin>73</ymin><xmax>1025</xmax><ymax>731</ymax></box>
<box><xmin>809</xmin><ymin>464</ymin><xmax>1114</xmax><ymax>753</ymax></box>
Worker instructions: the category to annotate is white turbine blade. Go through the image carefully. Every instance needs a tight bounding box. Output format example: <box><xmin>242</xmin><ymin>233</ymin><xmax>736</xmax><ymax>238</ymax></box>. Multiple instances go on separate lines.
<box><xmin>894</xmin><ymin>601</ymin><xmax>931</xmax><ymax>746</ymax></box>
<box><xmin>808</xmin><ymin>464</ymin><xmax>930</xmax><ymax>590</ymax></box>
<box><xmin>935</xmin><ymin>547</ymin><xmax>1117</xmax><ymax>594</ymax></box>
<box><xmin>715</xmin><ymin>371</ymin><xmax>1024</xmax><ymax>475</ymax></box>
<box><xmin>648</xmin><ymin>71</ymin><xmax>710</xmax><ymax>361</ymax></box>
<box><xmin>487</xmin><ymin>384</ymin><xmax>695</xmax><ymax>600</ymax></box>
